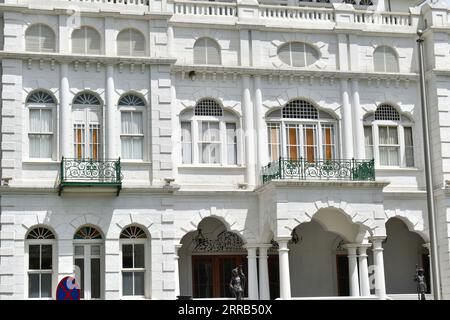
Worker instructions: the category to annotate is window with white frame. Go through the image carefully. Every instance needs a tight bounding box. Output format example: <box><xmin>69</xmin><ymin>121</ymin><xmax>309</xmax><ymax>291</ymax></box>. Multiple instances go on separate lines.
<box><xmin>277</xmin><ymin>42</ymin><xmax>320</xmax><ymax>68</ymax></box>
<box><xmin>373</xmin><ymin>46</ymin><xmax>399</xmax><ymax>73</ymax></box>
<box><xmin>363</xmin><ymin>104</ymin><xmax>414</xmax><ymax>167</ymax></box>
<box><xmin>26</xmin><ymin>227</ymin><xmax>55</xmax><ymax>299</ymax></box>
<box><xmin>119</xmin><ymin>94</ymin><xmax>146</xmax><ymax>160</ymax></box>
<box><xmin>266</xmin><ymin>100</ymin><xmax>337</xmax><ymax>163</ymax></box>
<box><xmin>27</xmin><ymin>91</ymin><xmax>56</xmax><ymax>159</ymax></box>
<box><xmin>120</xmin><ymin>226</ymin><xmax>147</xmax><ymax>297</ymax></box>
<box><xmin>193</xmin><ymin>38</ymin><xmax>221</xmax><ymax>65</ymax></box>
<box><xmin>117</xmin><ymin>28</ymin><xmax>146</xmax><ymax>57</ymax></box>
<box><xmin>72</xmin><ymin>26</ymin><xmax>102</xmax><ymax>55</ymax></box>
<box><xmin>180</xmin><ymin>99</ymin><xmax>240</xmax><ymax>165</ymax></box>
<box><xmin>25</xmin><ymin>24</ymin><xmax>56</xmax><ymax>53</ymax></box>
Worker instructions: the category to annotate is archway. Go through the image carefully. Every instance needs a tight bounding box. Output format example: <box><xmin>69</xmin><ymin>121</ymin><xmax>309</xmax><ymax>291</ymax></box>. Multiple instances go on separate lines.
<box><xmin>179</xmin><ymin>217</ymin><xmax>247</xmax><ymax>298</ymax></box>
<box><xmin>384</xmin><ymin>217</ymin><xmax>430</xmax><ymax>295</ymax></box>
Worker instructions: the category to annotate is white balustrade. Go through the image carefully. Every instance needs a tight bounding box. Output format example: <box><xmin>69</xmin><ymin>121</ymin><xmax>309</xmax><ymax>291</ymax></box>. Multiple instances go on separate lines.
<box><xmin>174</xmin><ymin>0</ymin><xmax>237</xmax><ymax>17</ymax></box>
<box><xmin>354</xmin><ymin>11</ymin><xmax>411</xmax><ymax>26</ymax></box>
<box><xmin>259</xmin><ymin>5</ymin><xmax>335</xmax><ymax>22</ymax></box>
<box><xmin>67</xmin><ymin>0</ymin><xmax>149</xmax><ymax>6</ymax></box>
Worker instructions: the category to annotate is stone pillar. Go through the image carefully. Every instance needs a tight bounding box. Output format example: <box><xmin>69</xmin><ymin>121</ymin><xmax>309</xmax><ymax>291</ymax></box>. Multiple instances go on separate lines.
<box><xmin>59</xmin><ymin>63</ymin><xmax>70</xmax><ymax>158</ymax></box>
<box><xmin>106</xmin><ymin>65</ymin><xmax>116</xmax><ymax>159</ymax></box>
<box><xmin>341</xmin><ymin>78</ymin><xmax>353</xmax><ymax>158</ymax></box>
<box><xmin>254</xmin><ymin>76</ymin><xmax>266</xmax><ymax>177</ymax></box>
<box><xmin>174</xmin><ymin>244</ymin><xmax>182</xmax><ymax>299</ymax></box>
<box><xmin>351</xmin><ymin>79</ymin><xmax>364</xmax><ymax>159</ymax></box>
<box><xmin>242</xmin><ymin>75</ymin><xmax>256</xmax><ymax>187</ymax></box>
<box><xmin>258</xmin><ymin>244</ymin><xmax>271</xmax><ymax>300</ymax></box>
<box><xmin>167</xmin><ymin>25</ymin><xmax>174</xmax><ymax>57</ymax></box>
<box><xmin>358</xmin><ymin>244</ymin><xmax>371</xmax><ymax>296</ymax></box>
<box><xmin>370</xmin><ymin>236</ymin><xmax>387</xmax><ymax>299</ymax></box>
<box><xmin>246</xmin><ymin>245</ymin><xmax>259</xmax><ymax>300</ymax></box>
<box><xmin>344</xmin><ymin>244</ymin><xmax>360</xmax><ymax>297</ymax></box>
<box><xmin>277</xmin><ymin>239</ymin><xmax>291</xmax><ymax>300</ymax></box>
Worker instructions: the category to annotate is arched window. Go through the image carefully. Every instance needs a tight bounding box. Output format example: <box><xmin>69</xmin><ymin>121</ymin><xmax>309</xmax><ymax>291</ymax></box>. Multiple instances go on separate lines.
<box><xmin>193</xmin><ymin>38</ymin><xmax>221</xmax><ymax>65</ymax></box>
<box><xmin>73</xmin><ymin>225</ymin><xmax>104</xmax><ymax>300</ymax></box>
<box><xmin>373</xmin><ymin>46</ymin><xmax>399</xmax><ymax>73</ymax></box>
<box><xmin>266</xmin><ymin>100</ymin><xmax>337</xmax><ymax>163</ymax></box>
<box><xmin>72</xmin><ymin>93</ymin><xmax>102</xmax><ymax>160</ymax></box>
<box><xmin>180</xmin><ymin>99</ymin><xmax>239</xmax><ymax>165</ymax></box>
<box><xmin>364</xmin><ymin>104</ymin><xmax>414</xmax><ymax>167</ymax></box>
<box><xmin>72</xmin><ymin>26</ymin><xmax>102</xmax><ymax>55</ymax></box>
<box><xmin>27</xmin><ymin>91</ymin><xmax>56</xmax><ymax>159</ymax></box>
<box><xmin>117</xmin><ymin>28</ymin><xmax>146</xmax><ymax>57</ymax></box>
<box><xmin>278</xmin><ymin>42</ymin><xmax>319</xmax><ymax>67</ymax></box>
<box><xmin>26</xmin><ymin>226</ymin><xmax>55</xmax><ymax>299</ymax></box>
<box><xmin>120</xmin><ymin>226</ymin><xmax>148</xmax><ymax>297</ymax></box>
<box><xmin>119</xmin><ymin>94</ymin><xmax>145</xmax><ymax>160</ymax></box>
<box><xmin>25</xmin><ymin>24</ymin><xmax>56</xmax><ymax>53</ymax></box>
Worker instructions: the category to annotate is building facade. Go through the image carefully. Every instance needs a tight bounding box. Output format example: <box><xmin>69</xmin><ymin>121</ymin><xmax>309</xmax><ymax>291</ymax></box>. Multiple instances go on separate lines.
<box><xmin>0</xmin><ymin>0</ymin><xmax>450</xmax><ymax>300</ymax></box>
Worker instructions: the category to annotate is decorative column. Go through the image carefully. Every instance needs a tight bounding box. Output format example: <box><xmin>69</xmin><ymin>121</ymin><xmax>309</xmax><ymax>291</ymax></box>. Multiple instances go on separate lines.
<box><xmin>340</xmin><ymin>79</ymin><xmax>353</xmax><ymax>159</ymax></box>
<box><xmin>277</xmin><ymin>238</ymin><xmax>291</xmax><ymax>300</ymax></box>
<box><xmin>351</xmin><ymin>79</ymin><xmax>364</xmax><ymax>159</ymax></box>
<box><xmin>358</xmin><ymin>244</ymin><xmax>371</xmax><ymax>296</ymax></box>
<box><xmin>242</xmin><ymin>75</ymin><xmax>256</xmax><ymax>187</ymax></box>
<box><xmin>106</xmin><ymin>65</ymin><xmax>116</xmax><ymax>159</ymax></box>
<box><xmin>59</xmin><ymin>63</ymin><xmax>70</xmax><ymax>158</ymax></box>
<box><xmin>254</xmin><ymin>76</ymin><xmax>266</xmax><ymax>179</ymax></box>
<box><xmin>167</xmin><ymin>25</ymin><xmax>174</xmax><ymax>57</ymax></box>
<box><xmin>370</xmin><ymin>236</ymin><xmax>387</xmax><ymax>299</ymax></box>
<box><xmin>423</xmin><ymin>243</ymin><xmax>433</xmax><ymax>295</ymax></box>
<box><xmin>174</xmin><ymin>244</ymin><xmax>182</xmax><ymax>299</ymax></box>
<box><xmin>258</xmin><ymin>244</ymin><xmax>271</xmax><ymax>300</ymax></box>
<box><xmin>245</xmin><ymin>245</ymin><xmax>259</xmax><ymax>300</ymax></box>
<box><xmin>344</xmin><ymin>244</ymin><xmax>360</xmax><ymax>297</ymax></box>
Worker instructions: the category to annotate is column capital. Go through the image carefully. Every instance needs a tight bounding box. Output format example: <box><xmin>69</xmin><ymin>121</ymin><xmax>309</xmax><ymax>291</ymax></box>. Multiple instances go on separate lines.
<box><xmin>369</xmin><ymin>236</ymin><xmax>386</xmax><ymax>251</ymax></box>
<box><xmin>422</xmin><ymin>243</ymin><xmax>431</xmax><ymax>250</ymax></box>
<box><xmin>369</xmin><ymin>235</ymin><xmax>386</xmax><ymax>243</ymax></box>
<box><xmin>357</xmin><ymin>244</ymin><xmax>372</xmax><ymax>255</ymax></box>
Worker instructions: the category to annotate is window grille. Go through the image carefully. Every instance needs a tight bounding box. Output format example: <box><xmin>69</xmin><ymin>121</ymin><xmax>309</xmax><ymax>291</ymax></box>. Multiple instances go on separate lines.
<box><xmin>118</xmin><ymin>94</ymin><xmax>145</xmax><ymax>107</ymax></box>
<box><xmin>194</xmin><ymin>99</ymin><xmax>223</xmax><ymax>116</ymax></box>
<box><xmin>120</xmin><ymin>226</ymin><xmax>147</xmax><ymax>239</ymax></box>
<box><xmin>73</xmin><ymin>93</ymin><xmax>101</xmax><ymax>106</ymax></box>
<box><xmin>374</xmin><ymin>104</ymin><xmax>400</xmax><ymax>121</ymax></box>
<box><xmin>282</xmin><ymin>100</ymin><xmax>319</xmax><ymax>119</ymax></box>
<box><xmin>27</xmin><ymin>227</ymin><xmax>55</xmax><ymax>240</ymax></box>
<box><xmin>27</xmin><ymin>91</ymin><xmax>55</xmax><ymax>104</ymax></box>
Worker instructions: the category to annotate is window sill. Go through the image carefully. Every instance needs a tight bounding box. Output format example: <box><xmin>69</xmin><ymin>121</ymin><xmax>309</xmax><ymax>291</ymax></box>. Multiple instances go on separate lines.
<box><xmin>179</xmin><ymin>164</ymin><xmax>246</xmax><ymax>169</ymax></box>
<box><xmin>121</xmin><ymin>160</ymin><xmax>152</xmax><ymax>165</ymax></box>
<box><xmin>22</xmin><ymin>159</ymin><xmax>59</xmax><ymax>165</ymax></box>
<box><xmin>121</xmin><ymin>296</ymin><xmax>148</xmax><ymax>300</ymax></box>
<box><xmin>376</xmin><ymin>167</ymin><xmax>420</xmax><ymax>172</ymax></box>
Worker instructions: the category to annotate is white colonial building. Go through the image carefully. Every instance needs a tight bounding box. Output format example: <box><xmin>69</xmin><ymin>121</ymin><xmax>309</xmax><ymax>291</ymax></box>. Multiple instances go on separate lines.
<box><xmin>0</xmin><ymin>0</ymin><xmax>450</xmax><ymax>300</ymax></box>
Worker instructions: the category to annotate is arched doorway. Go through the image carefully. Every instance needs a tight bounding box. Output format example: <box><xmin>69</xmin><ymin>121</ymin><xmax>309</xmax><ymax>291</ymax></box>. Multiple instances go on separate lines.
<box><xmin>384</xmin><ymin>217</ymin><xmax>430</xmax><ymax>294</ymax></box>
<box><xmin>179</xmin><ymin>217</ymin><xmax>247</xmax><ymax>298</ymax></box>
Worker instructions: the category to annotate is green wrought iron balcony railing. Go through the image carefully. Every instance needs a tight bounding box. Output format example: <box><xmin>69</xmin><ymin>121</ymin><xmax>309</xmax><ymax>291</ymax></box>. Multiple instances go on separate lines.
<box><xmin>261</xmin><ymin>158</ymin><xmax>375</xmax><ymax>184</ymax></box>
<box><xmin>59</xmin><ymin>157</ymin><xmax>123</xmax><ymax>195</ymax></box>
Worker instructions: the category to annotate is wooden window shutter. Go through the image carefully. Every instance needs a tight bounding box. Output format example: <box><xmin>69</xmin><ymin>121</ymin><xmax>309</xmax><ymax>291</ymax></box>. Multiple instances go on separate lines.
<box><xmin>40</xmin><ymin>25</ymin><xmax>56</xmax><ymax>53</ymax></box>
<box><xmin>194</xmin><ymin>38</ymin><xmax>207</xmax><ymax>64</ymax></box>
<box><xmin>25</xmin><ymin>25</ymin><xmax>41</xmax><ymax>52</ymax></box>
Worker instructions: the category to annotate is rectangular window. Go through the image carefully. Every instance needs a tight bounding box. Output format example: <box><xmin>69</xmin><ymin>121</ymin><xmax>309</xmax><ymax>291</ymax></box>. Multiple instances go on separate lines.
<box><xmin>29</xmin><ymin>109</ymin><xmax>52</xmax><ymax>158</ymax></box>
<box><xmin>285</xmin><ymin>124</ymin><xmax>301</xmax><ymax>161</ymax></box>
<box><xmin>73</xmin><ymin>124</ymin><xmax>85</xmax><ymax>160</ymax></box>
<box><xmin>89</xmin><ymin>124</ymin><xmax>100</xmax><ymax>160</ymax></box>
<box><xmin>122</xmin><ymin>243</ymin><xmax>145</xmax><ymax>296</ymax></box>
<box><xmin>321</xmin><ymin>125</ymin><xmax>335</xmax><ymax>161</ymax></box>
<box><xmin>199</xmin><ymin>122</ymin><xmax>221</xmax><ymax>164</ymax></box>
<box><xmin>226</xmin><ymin>123</ymin><xmax>237</xmax><ymax>165</ymax></box>
<box><xmin>181</xmin><ymin>122</ymin><xmax>192</xmax><ymax>164</ymax></box>
<box><xmin>364</xmin><ymin>126</ymin><xmax>374</xmax><ymax>160</ymax></box>
<box><xmin>121</xmin><ymin>111</ymin><xmax>144</xmax><ymax>160</ymax></box>
<box><xmin>28</xmin><ymin>244</ymin><xmax>52</xmax><ymax>299</ymax></box>
<box><xmin>379</xmin><ymin>126</ymin><xmax>399</xmax><ymax>166</ymax></box>
<box><xmin>303</xmin><ymin>124</ymin><xmax>317</xmax><ymax>163</ymax></box>
<box><xmin>404</xmin><ymin>127</ymin><xmax>414</xmax><ymax>167</ymax></box>
<box><xmin>267</xmin><ymin>123</ymin><xmax>281</xmax><ymax>162</ymax></box>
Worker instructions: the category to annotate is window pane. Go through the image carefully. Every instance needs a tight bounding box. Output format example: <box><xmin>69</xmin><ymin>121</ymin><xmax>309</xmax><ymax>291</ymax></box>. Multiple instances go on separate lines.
<box><xmin>41</xmin><ymin>273</ymin><xmax>52</xmax><ymax>298</ymax></box>
<box><xmin>378</xmin><ymin>126</ymin><xmax>388</xmax><ymax>144</ymax></box>
<box><xmin>28</xmin><ymin>273</ymin><xmax>40</xmax><ymax>298</ymax></box>
<box><xmin>29</xmin><ymin>110</ymin><xmax>41</xmax><ymax>132</ymax></box>
<box><xmin>74</xmin><ymin>245</ymin><xmax>84</xmax><ymax>256</ymax></box>
<box><xmin>404</xmin><ymin>127</ymin><xmax>414</xmax><ymax>167</ymax></box>
<box><xmin>91</xmin><ymin>258</ymin><xmax>101</xmax><ymax>299</ymax></box>
<box><xmin>134</xmin><ymin>272</ymin><xmax>145</xmax><ymax>296</ymax></box>
<box><xmin>29</xmin><ymin>245</ymin><xmax>41</xmax><ymax>270</ymax></box>
<box><xmin>41</xmin><ymin>110</ymin><xmax>52</xmax><ymax>132</ymax></box>
<box><xmin>29</xmin><ymin>135</ymin><xmax>41</xmax><ymax>158</ymax></box>
<box><xmin>303</xmin><ymin>125</ymin><xmax>317</xmax><ymax>163</ymax></box>
<box><xmin>268</xmin><ymin>124</ymin><xmax>280</xmax><ymax>162</ymax></box>
<box><xmin>387</xmin><ymin>127</ymin><xmax>398</xmax><ymax>144</ymax></box>
<box><xmin>134</xmin><ymin>244</ymin><xmax>145</xmax><ymax>269</ymax></box>
<box><xmin>388</xmin><ymin>146</ymin><xmax>400</xmax><ymax>166</ymax></box>
<box><xmin>364</xmin><ymin>126</ymin><xmax>373</xmax><ymax>160</ymax></box>
<box><xmin>91</xmin><ymin>245</ymin><xmax>101</xmax><ymax>256</ymax></box>
<box><xmin>133</xmin><ymin>137</ymin><xmax>143</xmax><ymax>160</ymax></box>
<box><xmin>121</xmin><ymin>137</ymin><xmax>132</xmax><ymax>159</ymax></box>
<box><xmin>121</xmin><ymin>112</ymin><xmax>132</xmax><ymax>134</ymax></box>
<box><xmin>226</xmin><ymin>123</ymin><xmax>237</xmax><ymax>165</ymax></box>
<box><xmin>122</xmin><ymin>244</ymin><xmax>133</xmax><ymax>268</ymax></box>
<box><xmin>181</xmin><ymin>122</ymin><xmax>192</xmax><ymax>164</ymax></box>
<box><xmin>41</xmin><ymin>245</ymin><xmax>52</xmax><ymax>270</ymax></box>
<box><xmin>132</xmin><ymin>112</ymin><xmax>143</xmax><ymax>135</ymax></box>
<box><xmin>122</xmin><ymin>272</ymin><xmax>133</xmax><ymax>296</ymax></box>
<box><xmin>379</xmin><ymin>147</ymin><xmax>389</xmax><ymax>166</ymax></box>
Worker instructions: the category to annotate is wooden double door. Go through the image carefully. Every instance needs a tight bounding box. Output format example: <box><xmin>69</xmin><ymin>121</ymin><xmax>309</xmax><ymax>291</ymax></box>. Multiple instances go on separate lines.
<box><xmin>192</xmin><ymin>255</ymin><xmax>248</xmax><ymax>298</ymax></box>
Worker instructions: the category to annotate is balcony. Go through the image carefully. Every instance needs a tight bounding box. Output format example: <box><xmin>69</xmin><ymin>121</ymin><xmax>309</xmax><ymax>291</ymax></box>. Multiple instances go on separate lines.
<box><xmin>59</xmin><ymin>157</ymin><xmax>123</xmax><ymax>195</ymax></box>
<box><xmin>261</xmin><ymin>158</ymin><xmax>375</xmax><ymax>184</ymax></box>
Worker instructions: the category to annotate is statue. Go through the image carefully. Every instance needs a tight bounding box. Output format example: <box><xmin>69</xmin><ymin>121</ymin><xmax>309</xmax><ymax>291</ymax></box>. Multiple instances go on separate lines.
<box><xmin>229</xmin><ymin>265</ymin><xmax>246</xmax><ymax>300</ymax></box>
<box><xmin>415</xmin><ymin>265</ymin><xmax>427</xmax><ymax>300</ymax></box>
